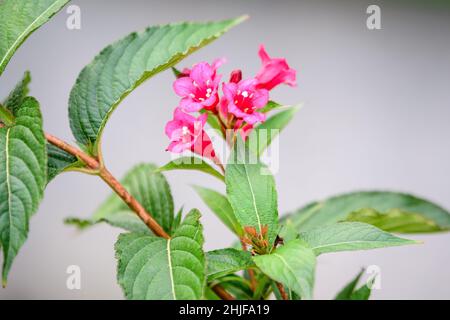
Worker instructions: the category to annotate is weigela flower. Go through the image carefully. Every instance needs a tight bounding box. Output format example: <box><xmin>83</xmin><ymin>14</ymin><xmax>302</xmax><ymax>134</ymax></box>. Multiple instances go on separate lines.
<box><xmin>255</xmin><ymin>45</ymin><xmax>296</xmax><ymax>91</ymax></box>
<box><xmin>165</xmin><ymin>108</ymin><xmax>215</xmax><ymax>159</ymax></box>
<box><xmin>173</xmin><ymin>59</ymin><xmax>225</xmax><ymax>112</ymax></box>
<box><xmin>221</xmin><ymin>78</ymin><xmax>269</xmax><ymax>125</ymax></box>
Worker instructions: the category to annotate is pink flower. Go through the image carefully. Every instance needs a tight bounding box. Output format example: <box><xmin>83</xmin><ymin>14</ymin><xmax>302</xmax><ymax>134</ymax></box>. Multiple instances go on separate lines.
<box><xmin>165</xmin><ymin>108</ymin><xmax>216</xmax><ymax>160</ymax></box>
<box><xmin>255</xmin><ymin>45</ymin><xmax>296</xmax><ymax>91</ymax></box>
<box><xmin>221</xmin><ymin>78</ymin><xmax>269</xmax><ymax>125</ymax></box>
<box><xmin>173</xmin><ymin>58</ymin><xmax>225</xmax><ymax>112</ymax></box>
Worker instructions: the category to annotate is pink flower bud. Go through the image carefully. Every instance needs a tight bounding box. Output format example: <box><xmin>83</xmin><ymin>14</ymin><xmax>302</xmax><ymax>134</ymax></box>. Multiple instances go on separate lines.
<box><xmin>229</xmin><ymin>69</ymin><xmax>242</xmax><ymax>83</ymax></box>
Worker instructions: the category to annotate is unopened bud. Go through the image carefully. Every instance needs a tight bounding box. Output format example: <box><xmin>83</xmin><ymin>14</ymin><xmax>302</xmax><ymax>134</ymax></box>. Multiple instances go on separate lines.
<box><xmin>229</xmin><ymin>69</ymin><xmax>242</xmax><ymax>83</ymax></box>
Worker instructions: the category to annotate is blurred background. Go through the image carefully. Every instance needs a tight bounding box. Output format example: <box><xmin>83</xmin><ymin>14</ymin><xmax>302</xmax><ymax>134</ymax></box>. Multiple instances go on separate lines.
<box><xmin>0</xmin><ymin>0</ymin><xmax>449</xmax><ymax>299</ymax></box>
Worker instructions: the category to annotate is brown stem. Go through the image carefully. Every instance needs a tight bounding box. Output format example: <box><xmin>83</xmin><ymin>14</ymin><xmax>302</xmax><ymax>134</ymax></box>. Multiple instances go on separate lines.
<box><xmin>45</xmin><ymin>133</ymin><xmax>100</xmax><ymax>170</ymax></box>
<box><xmin>212</xmin><ymin>284</ymin><xmax>235</xmax><ymax>300</ymax></box>
<box><xmin>46</xmin><ymin>132</ymin><xmax>233</xmax><ymax>298</ymax></box>
<box><xmin>247</xmin><ymin>269</ymin><xmax>257</xmax><ymax>292</ymax></box>
<box><xmin>99</xmin><ymin>168</ymin><xmax>170</xmax><ymax>239</ymax></box>
<box><xmin>276</xmin><ymin>282</ymin><xmax>288</xmax><ymax>300</ymax></box>
<box><xmin>46</xmin><ymin>133</ymin><xmax>169</xmax><ymax>239</ymax></box>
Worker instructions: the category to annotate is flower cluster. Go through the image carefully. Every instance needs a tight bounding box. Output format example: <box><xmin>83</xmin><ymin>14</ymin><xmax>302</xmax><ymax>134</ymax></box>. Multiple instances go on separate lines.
<box><xmin>165</xmin><ymin>45</ymin><xmax>296</xmax><ymax>160</ymax></box>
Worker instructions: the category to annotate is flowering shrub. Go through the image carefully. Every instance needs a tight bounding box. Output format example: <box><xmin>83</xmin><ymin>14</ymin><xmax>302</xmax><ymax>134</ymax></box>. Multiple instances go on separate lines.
<box><xmin>166</xmin><ymin>45</ymin><xmax>296</xmax><ymax>161</ymax></box>
<box><xmin>0</xmin><ymin>1</ymin><xmax>449</xmax><ymax>300</ymax></box>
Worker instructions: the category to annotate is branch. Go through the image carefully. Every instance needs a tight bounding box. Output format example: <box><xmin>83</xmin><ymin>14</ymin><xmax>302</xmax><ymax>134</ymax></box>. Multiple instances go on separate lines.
<box><xmin>46</xmin><ymin>132</ymin><xmax>233</xmax><ymax>299</ymax></box>
<box><xmin>98</xmin><ymin>167</ymin><xmax>169</xmax><ymax>239</ymax></box>
<box><xmin>276</xmin><ymin>282</ymin><xmax>288</xmax><ymax>300</ymax></box>
<box><xmin>45</xmin><ymin>133</ymin><xmax>99</xmax><ymax>170</ymax></box>
<box><xmin>212</xmin><ymin>284</ymin><xmax>235</xmax><ymax>300</ymax></box>
<box><xmin>45</xmin><ymin>133</ymin><xmax>170</xmax><ymax>239</ymax></box>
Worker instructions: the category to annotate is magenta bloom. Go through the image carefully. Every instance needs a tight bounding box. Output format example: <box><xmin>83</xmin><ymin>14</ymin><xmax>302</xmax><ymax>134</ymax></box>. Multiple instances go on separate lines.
<box><xmin>165</xmin><ymin>108</ymin><xmax>215</xmax><ymax>159</ymax></box>
<box><xmin>255</xmin><ymin>45</ymin><xmax>296</xmax><ymax>91</ymax></box>
<box><xmin>173</xmin><ymin>59</ymin><xmax>225</xmax><ymax>112</ymax></box>
<box><xmin>221</xmin><ymin>78</ymin><xmax>269</xmax><ymax>125</ymax></box>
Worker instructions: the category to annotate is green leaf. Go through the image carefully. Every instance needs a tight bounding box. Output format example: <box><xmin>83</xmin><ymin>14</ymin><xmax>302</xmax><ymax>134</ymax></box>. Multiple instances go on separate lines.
<box><xmin>115</xmin><ymin>209</ymin><xmax>205</xmax><ymax>300</ymax></box>
<box><xmin>66</xmin><ymin>163</ymin><xmax>174</xmax><ymax>234</ymax></box>
<box><xmin>157</xmin><ymin>156</ymin><xmax>224</xmax><ymax>182</ymax></box>
<box><xmin>335</xmin><ymin>269</ymin><xmax>373</xmax><ymax>300</ymax></box>
<box><xmin>46</xmin><ymin>143</ymin><xmax>80</xmax><ymax>183</ymax></box>
<box><xmin>226</xmin><ymin>143</ymin><xmax>278</xmax><ymax>245</ymax></box>
<box><xmin>252</xmin><ymin>273</ymin><xmax>272</xmax><ymax>300</ymax></box>
<box><xmin>250</xmin><ymin>104</ymin><xmax>301</xmax><ymax>156</ymax></box>
<box><xmin>171</xmin><ymin>207</ymin><xmax>183</xmax><ymax>233</ymax></box>
<box><xmin>271</xmin><ymin>281</ymin><xmax>285</xmax><ymax>300</ymax></box>
<box><xmin>63</xmin><ymin>217</ymin><xmax>92</xmax><ymax>230</ymax></box>
<box><xmin>0</xmin><ymin>0</ymin><xmax>69</xmax><ymax>76</ymax></box>
<box><xmin>299</xmin><ymin>222</ymin><xmax>417</xmax><ymax>256</ymax></box>
<box><xmin>206</xmin><ymin>248</ymin><xmax>254</xmax><ymax>281</ymax></box>
<box><xmin>193</xmin><ymin>186</ymin><xmax>243</xmax><ymax>236</ymax></box>
<box><xmin>279</xmin><ymin>219</ymin><xmax>300</xmax><ymax>243</ymax></box>
<box><xmin>68</xmin><ymin>17</ymin><xmax>246</xmax><ymax>155</ymax></box>
<box><xmin>335</xmin><ymin>269</ymin><xmax>364</xmax><ymax>300</ymax></box>
<box><xmin>260</xmin><ymin>101</ymin><xmax>282</xmax><ymax>113</ymax></box>
<box><xmin>253</xmin><ymin>239</ymin><xmax>316</xmax><ymax>299</ymax></box>
<box><xmin>171</xmin><ymin>67</ymin><xmax>181</xmax><ymax>77</ymax></box>
<box><xmin>210</xmin><ymin>274</ymin><xmax>254</xmax><ymax>300</ymax></box>
<box><xmin>283</xmin><ymin>191</ymin><xmax>450</xmax><ymax>233</ymax></box>
<box><xmin>3</xmin><ymin>71</ymin><xmax>30</xmax><ymax>113</ymax></box>
<box><xmin>350</xmin><ymin>281</ymin><xmax>372</xmax><ymax>300</ymax></box>
<box><xmin>346</xmin><ymin>208</ymin><xmax>442</xmax><ymax>233</ymax></box>
<box><xmin>1</xmin><ymin>71</ymin><xmax>79</xmax><ymax>183</ymax></box>
<box><xmin>0</xmin><ymin>97</ymin><xmax>47</xmax><ymax>285</ymax></box>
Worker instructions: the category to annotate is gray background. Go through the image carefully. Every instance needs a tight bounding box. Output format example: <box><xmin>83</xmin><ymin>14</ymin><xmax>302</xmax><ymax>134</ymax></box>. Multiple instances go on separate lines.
<box><xmin>0</xmin><ymin>0</ymin><xmax>449</xmax><ymax>299</ymax></box>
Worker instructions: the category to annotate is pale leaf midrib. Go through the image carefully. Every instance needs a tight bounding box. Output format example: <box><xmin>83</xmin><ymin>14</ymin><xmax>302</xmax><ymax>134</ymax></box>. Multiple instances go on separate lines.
<box><xmin>273</xmin><ymin>253</ymin><xmax>301</xmax><ymax>290</ymax></box>
<box><xmin>167</xmin><ymin>238</ymin><xmax>176</xmax><ymax>300</ymax></box>
<box><xmin>310</xmin><ymin>239</ymin><xmax>412</xmax><ymax>252</ymax></box>
<box><xmin>243</xmin><ymin>164</ymin><xmax>262</xmax><ymax>234</ymax></box>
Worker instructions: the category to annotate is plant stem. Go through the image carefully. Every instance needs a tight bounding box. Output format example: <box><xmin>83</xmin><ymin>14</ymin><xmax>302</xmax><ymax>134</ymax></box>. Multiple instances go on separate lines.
<box><xmin>45</xmin><ymin>132</ymin><xmax>234</xmax><ymax>299</ymax></box>
<box><xmin>276</xmin><ymin>282</ymin><xmax>288</xmax><ymax>300</ymax></box>
<box><xmin>98</xmin><ymin>167</ymin><xmax>170</xmax><ymax>239</ymax></box>
<box><xmin>45</xmin><ymin>133</ymin><xmax>99</xmax><ymax>170</ymax></box>
<box><xmin>212</xmin><ymin>284</ymin><xmax>235</xmax><ymax>300</ymax></box>
<box><xmin>45</xmin><ymin>133</ymin><xmax>169</xmax><ymax>239</ymax></box>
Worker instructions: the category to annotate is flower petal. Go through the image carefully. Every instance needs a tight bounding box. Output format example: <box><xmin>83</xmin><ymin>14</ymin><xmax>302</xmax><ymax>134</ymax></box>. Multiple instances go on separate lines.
<box><xmin>179</xmin><ymin>98</ymin><xmax>204</xmax><ymax>112</ymax></box>
<box><xmin>173</xmin><ymin>77</ymin><xmax>195</xmax><ymax>96</ymax></box>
